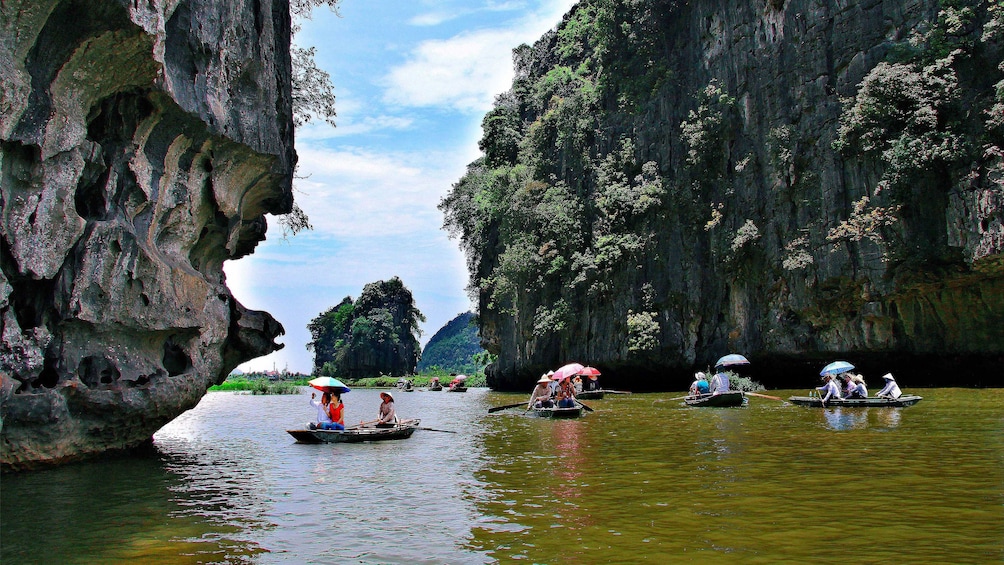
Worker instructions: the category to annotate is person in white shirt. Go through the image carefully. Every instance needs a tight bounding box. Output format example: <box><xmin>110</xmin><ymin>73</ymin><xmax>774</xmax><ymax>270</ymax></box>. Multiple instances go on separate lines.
<box><xmin>846</xmin><ymin>375</ymin><xmax>867</xmax><ymax>398</ymax></box>
<box><xmin>875</xmin><ymin>374</ymin><xmax>902</xmax><ymax>399</ymax></box>
<box><xmin>816</xmin><ymin>375</ymin><xmax>842</xmax><ymax>404</ymax></box>
<box><xmin>709</xmin><ymin>371</ymin><xmax>730</xmax><ymax>395</ymax></box>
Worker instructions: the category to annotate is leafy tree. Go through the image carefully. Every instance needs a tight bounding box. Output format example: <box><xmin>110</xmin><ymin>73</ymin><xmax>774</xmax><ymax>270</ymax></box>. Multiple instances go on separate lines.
<box><xmin>274</xmin><ymin>0</ymin><xmax>341</xmax><ymax>238</ymax></box>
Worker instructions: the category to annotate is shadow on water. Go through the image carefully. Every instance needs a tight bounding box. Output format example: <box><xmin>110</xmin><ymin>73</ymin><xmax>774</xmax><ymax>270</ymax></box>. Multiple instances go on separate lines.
<box><xmin>0</xmin><ymin>447</ymin><xmax>267</xmax><ymax>564</ymax></box>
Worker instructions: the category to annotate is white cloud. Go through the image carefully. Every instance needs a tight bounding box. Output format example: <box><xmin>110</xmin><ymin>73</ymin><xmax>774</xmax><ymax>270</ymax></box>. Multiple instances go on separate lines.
<box><xmin>409</xmin><ymin>12</ymin><xmax>458</xmax><ymax>26</ymax></box>
<box><xmin>290</xmin><ymin>145</ymin><xmax>465</xmax><ymax>238</ymax></box>
<box><xmin>384</xmin><ymin>0</ymin><xmax>577</xmax><ymax>113</ymax></box>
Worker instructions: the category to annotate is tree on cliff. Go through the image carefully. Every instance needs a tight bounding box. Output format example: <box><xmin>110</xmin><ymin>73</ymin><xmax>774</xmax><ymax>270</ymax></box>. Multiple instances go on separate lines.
<box><xmin>276</xmin><ymin>0</ymin><xmax>341</xmax><ymax>238</ymax></box>
<box><xmin>307</xmin><ymin>277</ymin><xmax>425</xmax><ymax>378</ymax></box>
<box><xmin>417</xmin><ymin>312</ymin><xmax>486</xmax><ymax>374</ymax></box>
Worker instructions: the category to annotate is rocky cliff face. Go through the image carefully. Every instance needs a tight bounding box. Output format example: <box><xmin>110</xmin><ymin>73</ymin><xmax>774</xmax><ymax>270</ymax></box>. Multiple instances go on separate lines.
<box><xmin>1</xmin><ymin>0</ymin><xmax>294</xmax><ymax>470</ymax></box>
<box><xmin>443</xmin><ymin>0</ymin><xmax>1004</xmax><ymax>390</ymax></box>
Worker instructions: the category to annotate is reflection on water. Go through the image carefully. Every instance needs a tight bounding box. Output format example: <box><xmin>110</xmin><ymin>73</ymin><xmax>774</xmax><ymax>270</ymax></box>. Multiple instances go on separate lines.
<box><xmin>821</xmin><ymin>407</ymin><xmax>902</xmax><ymax>431</ymax></box>
<box><xmin>2</xmin><ymin>388</ymin><xmax>1003</xmax><ymax>563</ymax></box>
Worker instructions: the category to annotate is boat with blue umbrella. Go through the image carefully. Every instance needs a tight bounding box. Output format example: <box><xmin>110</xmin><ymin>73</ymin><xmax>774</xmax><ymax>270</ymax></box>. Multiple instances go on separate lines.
<box><xmin>683</xmin><ymin>354</ymin><xmax>751</xmax><ymax>407</ymax></box>
<box><xmin>819</xmin><ymin>361</ymin><xmax>855</xmax><ymax>377</ymax></box>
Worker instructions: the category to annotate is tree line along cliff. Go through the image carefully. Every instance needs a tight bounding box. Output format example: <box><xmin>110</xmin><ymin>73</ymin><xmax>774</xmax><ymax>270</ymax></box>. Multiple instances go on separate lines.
<box><xmin>441</xmin><ymin>0</ymin><xmax>1004</xmax><ymax>391</ymax></box>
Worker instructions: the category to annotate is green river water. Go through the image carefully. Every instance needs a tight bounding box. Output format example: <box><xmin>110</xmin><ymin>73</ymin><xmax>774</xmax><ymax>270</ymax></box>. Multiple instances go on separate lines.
<box><xmin>2</xmin><ymin>387</ymin><xmax>1002</xmax><ymax>563</ymax></box>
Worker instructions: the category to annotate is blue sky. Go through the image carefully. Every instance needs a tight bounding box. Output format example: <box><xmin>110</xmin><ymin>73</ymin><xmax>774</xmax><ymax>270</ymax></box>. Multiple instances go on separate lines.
<box><xmin>224</xmin><ymin>0</ymin><xmax>577</xmax><ymax>373</ymax></box>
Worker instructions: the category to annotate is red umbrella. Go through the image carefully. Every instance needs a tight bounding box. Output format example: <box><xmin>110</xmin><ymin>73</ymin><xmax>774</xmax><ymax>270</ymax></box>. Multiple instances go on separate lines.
<box><xmin>551</xmin><ymin>363</ymin><xmax>584</xmax><ymax>380</ymax></box>
<box><xmin>578</xmin><ymin>366</ymin><xmax>601</xmax><ymax>378</ymax></box>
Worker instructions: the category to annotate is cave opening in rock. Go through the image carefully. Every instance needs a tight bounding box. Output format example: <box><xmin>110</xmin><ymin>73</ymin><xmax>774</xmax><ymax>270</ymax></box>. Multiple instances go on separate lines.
<box><xmin>162</xmin><ymin>338</ymin><xmax>193</xmax><ymax>376</ymax></box>
<box><xmin>77</xmin><ymin>355</ymin><xmax>121</xmax><ymax>387</ymax></box>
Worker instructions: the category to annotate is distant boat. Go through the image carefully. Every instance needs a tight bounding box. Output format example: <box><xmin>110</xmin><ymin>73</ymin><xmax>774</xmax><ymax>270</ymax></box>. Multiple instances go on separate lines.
<box><xmin>575</xmin><ymin>390</ymin><xmax>605</xmax><ymax>400</ymax></box>
<box><xmin>684</xmin><ymin>391</ymin><xmax>746</xmax><ymax>407</ymax></box>
<box><xmin>447</xmin><ymin>385</ymin><xmax>467</xmax><ymax>392</ymax></box>
<box><xmin>788</xmin><ymin>395</ymin><xmax>923</xmax><ymax>408</ymax></box>
<box><xmin>287</xmin><ymin>419</ymin><xmax>420</xmax><ymax>443</ymax></box>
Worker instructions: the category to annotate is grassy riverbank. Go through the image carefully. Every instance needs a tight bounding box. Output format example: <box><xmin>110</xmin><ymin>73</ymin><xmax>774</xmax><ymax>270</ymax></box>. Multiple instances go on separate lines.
<box><xmin>209</xmin><ymin>370</ymin><xmax>487</xmax><ymax>394</ymax></box>
<box><xmin>209</xmin><ymin>377</ymin><xmax>309</xmax><ymax>394</ymax></box>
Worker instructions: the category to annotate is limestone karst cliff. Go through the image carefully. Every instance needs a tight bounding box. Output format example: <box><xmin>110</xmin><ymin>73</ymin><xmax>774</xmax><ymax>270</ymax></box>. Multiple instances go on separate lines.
<box><xmin>442</xmin><ymin>0</ymin><xmax>1004</xmax><ymax>391</ymax></box>
<box><xmin>1</xmin><ymin>0</ymin><xmax>294</xmax><ymax>470</ymax></box>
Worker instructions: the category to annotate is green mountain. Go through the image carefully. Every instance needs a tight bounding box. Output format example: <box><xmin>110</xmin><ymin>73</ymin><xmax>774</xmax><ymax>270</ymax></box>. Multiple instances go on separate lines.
<box><xmin>417</xmin><ymin>312</ymin><xmax>485</xmax><ymax>374</ymax></box>
<box><xmin>308</xmin><ymin>277</ymin><xmax>425</xmax><ymax>378</ymax></box>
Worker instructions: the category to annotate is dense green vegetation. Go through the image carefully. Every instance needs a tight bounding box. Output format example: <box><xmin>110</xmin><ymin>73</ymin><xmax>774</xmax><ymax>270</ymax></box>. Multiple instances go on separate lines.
<box><xmin>209</xmin><ymin>374</ymin><xmax>310</xmax><ymax>394</ymax></box>
<box><xmin>306</xmin><ymin>277</ymin><xmax>425</xmax><ymax>379</ymax></box>
<box><xmin>832</xmin><ymin>1</ymin><xmax>1004</xmax><ymax>264</ymax></box>
<box><xmin>416</xmin><ymin>312</ymin><xmax>486</xmax><ymax>373</ymax></box>
<box><xmin>441</xmin><ymin>0</ymin><xmax>1004</xmax><ymax>384</ymax></box>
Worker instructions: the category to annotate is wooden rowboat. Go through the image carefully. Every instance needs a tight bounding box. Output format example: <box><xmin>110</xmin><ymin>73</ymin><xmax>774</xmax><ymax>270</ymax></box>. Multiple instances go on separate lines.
<box><xmin>684</xmin><ymin>391</ymin><xmax>746</xmax><ymax>407</ymax></box>
<box><xmin>447</xmin><ymin>386</ymin><xmax>467</xmax><ymax>392</ymax></box>
<box><xmin>787</xmin><ymin>395</ymin><xmax>923</xmax><ymax>408</ymax></box>
<box><xmin>576</xmin><ymin>390</ymin><xmax>605</xmax><ymax>400</ymax></box>
<box><xmin>287</xmin><ymin>419</ymin><xmax>420</xmax><ymax>443</ymax></box>
<box><xmin>528</xmin><ymin>406</ymin><xmax>583</xmax><ymax>418</ymax></box>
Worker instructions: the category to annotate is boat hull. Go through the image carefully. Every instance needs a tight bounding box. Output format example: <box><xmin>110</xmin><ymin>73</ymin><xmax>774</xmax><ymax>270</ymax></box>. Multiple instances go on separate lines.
<box><xmin>287</xmin><ymin>419</ymin><xmax>420</xmax><ymax>443</ymax></box>
<box><xmin>788</xmin><ymin>395</ymin><xmax>923</xmax><ymax>407</ymax></box>
<box><xmin>447</xmin><ymin>386</ymin><xmax>467</xmax><ymax>392</ymax></box>
<box><xmin>576</xmin><ymin>390</ymin><xmax>605</xmax><ymax>400</ymax></box>
<box><xmin>529</xmin><ymin>406</ymin><xmax>583</xmax><ymax>418</ymax></box>
<box><xmin>684</xmin><ymin>391</ymin><xmax>746</xmax><ymax>407</ymax></box>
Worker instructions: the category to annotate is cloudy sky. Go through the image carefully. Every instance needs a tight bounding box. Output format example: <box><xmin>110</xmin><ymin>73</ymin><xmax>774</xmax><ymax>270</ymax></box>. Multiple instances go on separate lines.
<box><xmin>224</xmin><ymin>0</ymin><xmax>577</xmax><ymax>373</ymax></box>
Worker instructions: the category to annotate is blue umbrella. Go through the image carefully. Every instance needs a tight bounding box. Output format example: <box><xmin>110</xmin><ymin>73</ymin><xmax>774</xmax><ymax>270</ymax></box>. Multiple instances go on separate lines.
<box><xmin>308</xmin><ymin>376</ymin><xmax>351</xmax><ymax>394</ymax></box>
<box><xmin>819</xmin><ymin>361</ymin><xmax>855</xmax><ymax>377</ymax></box>
<box><xmin>715</xmin><ymin>354</ymin><xmax>750</xmax><ymax>368</ymax></box>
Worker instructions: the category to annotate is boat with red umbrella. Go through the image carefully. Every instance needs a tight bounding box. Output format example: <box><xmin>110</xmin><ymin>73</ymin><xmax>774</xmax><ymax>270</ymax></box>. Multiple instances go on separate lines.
<box><xmin>575</xmin><ymin>366</ymin><xmax>605</xmax><ymax>399</ymax></box>
<box><xmin>447</xmin><ymin>374</ymin><xmax>467</xmax><ymax>392</ymax></box>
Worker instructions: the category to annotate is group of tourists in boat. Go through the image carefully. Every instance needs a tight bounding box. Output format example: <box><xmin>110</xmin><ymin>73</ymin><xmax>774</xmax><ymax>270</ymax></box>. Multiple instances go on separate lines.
<box><xmin>520</xmin><ymin>363</ymin><xmax>603</xmax><ymax>417</ymax></box>
<box><xmin>788</xmin><ymin>360</ymin><xmax>921</xmax><ymax>407</ymax></box>
<box><xmin>682</xmin><ymin>356</ymin><xmax>921</xmax><ymax>408</ymax></box>
<box><xmin>287</xmin><ymin>377</ymin><xmax>422</xmax><ymax>443</ymax></box>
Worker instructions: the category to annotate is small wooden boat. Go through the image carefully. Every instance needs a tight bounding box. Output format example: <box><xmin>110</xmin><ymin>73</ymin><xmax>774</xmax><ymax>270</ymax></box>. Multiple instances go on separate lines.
<box><xmin>684</xmin><ymin>391</ymin><xmax>746</xmax><ymax>407</ymax></box>
<box><xmin>528</xmin><ymin>406</ymin><xmax>583</xmax><ymax>418</ymax></box>
<box><xmin>447</xmin><ymin>386</ymin><xmax>467</xmax><ymax>392</ymax></box>
<box><xmin>287</xmin><ymin>419</ymin><xmax>420</xmax><ymax>443</ymax></box>
<box><xmin>576</xmin><ymin>390</ymin><xmax>605</xmax><ymax>400</ymax></box>
<box><xmin>427</xmin><ymin>384</ymin><xmax>442</xmax><ymax>391</ymax></box>
<box><xmin>788</xmin><ymin>395</ymin><xmax>923</xmax><ymax>408</ymax></box>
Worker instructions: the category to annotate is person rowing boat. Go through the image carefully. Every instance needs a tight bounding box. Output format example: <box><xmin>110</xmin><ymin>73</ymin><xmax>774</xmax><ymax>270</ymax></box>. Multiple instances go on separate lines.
<box><xmin>528</xmin><ymin>375</ymin><xmax>554</xmax><ymax>409</ymax></box>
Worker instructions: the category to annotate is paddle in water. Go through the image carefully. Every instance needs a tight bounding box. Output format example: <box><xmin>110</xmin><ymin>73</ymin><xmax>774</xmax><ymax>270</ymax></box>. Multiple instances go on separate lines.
<box><xmin>745</xmin><ymin>392</ymin><xmax>783</xmax><ymax>401</ymax></box>
<box><xmin>488</xmin><ymin>402</ymin><xmax>527</xmax><ymax>413</ymax></box>
<box><xmin>417</xmin><ymin>427</ymin><xmax>458</xmax><ymax>433</ymax></box>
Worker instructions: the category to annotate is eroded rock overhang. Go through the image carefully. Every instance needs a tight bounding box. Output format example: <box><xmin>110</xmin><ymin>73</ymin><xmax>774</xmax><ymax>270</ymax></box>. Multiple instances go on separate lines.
<box><xmin>1</xmin><ymin>0</ymin><xmax>295</xmax><ymax>470</ymax></box>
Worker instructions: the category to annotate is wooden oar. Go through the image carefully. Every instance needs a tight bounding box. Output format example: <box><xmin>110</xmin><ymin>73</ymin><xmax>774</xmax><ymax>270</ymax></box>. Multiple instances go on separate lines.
<box><xmin>576</xmin><ymin>400</ymin><xmax>594</xmax><ymax>412</ymax></box>
<box><xmin>745</xmin><ymin>392</ymin><xmax>783</xmax><ymax>401</ymax></box>
<box><xmin>351</xmin><ymin>419</ymin><xmax>379</xmax><ymax>429</ymax></box>
<box><xmin>417</xmin><ymin>427</ymin><xmax>457</xmax><ymax>433</ymax></box>
<box><xmin>488</xmin><ymin>402</ymin><xmax>528</xmax><ymax>413</ymax></box>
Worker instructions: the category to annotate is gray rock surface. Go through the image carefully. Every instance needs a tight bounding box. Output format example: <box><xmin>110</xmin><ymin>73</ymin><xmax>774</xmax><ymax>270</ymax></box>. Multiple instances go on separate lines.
<box><xmin>461</xmin><ymin>0</ymin><xmax>1004</xmax><ymax>390</ymax></box>
<box><xmin>1</xmin><ymin>0</ymin><xmax>294</xmax><ymax>470</ymax></box>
